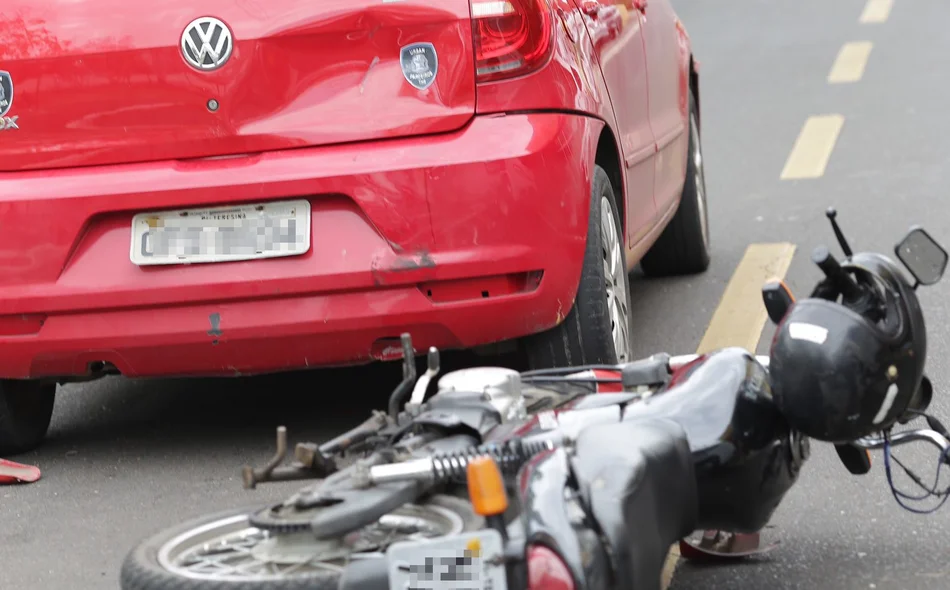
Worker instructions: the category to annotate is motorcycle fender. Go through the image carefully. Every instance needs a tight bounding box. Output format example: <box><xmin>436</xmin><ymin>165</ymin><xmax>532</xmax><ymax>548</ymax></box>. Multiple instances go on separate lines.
<box><xmin>569</xmin><ymin>418</ymin><xmax>698</xmax><ymax>590</ymax></box>
<box><xmin>517</xmin><ymin>448</ymin><xmax>607</xmax><ymax>590</ymax></box>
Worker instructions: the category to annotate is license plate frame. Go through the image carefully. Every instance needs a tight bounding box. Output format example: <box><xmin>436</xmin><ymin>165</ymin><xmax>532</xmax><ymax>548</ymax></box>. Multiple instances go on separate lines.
<box><xmin>386</xmin><ymin>529</ymin><xmax>508</xmax><ymax>590</ymax></box>
<box><xmin>129</xmin><ymin>199</ymin><xmax>311</xmax><ymax>266</ymax></box>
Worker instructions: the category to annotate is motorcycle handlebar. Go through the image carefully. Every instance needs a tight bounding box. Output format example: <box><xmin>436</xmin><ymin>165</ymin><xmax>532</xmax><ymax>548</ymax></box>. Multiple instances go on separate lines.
<box><xmin>667</xmin><ymin>353</ymin><xmax>770</xmax><ymax>371</ymax></box>
<box><xmin>812</xmin><ymin>245</ymin><xmax>865</xmax><ymax>302</ymax></box>
<box><xmin>664</xmin><ymin>354</ymin><xmax>950</xmax><ymax>466</ymax></box>
<box><xmin>667</xmin><ymin>354</ymin><xmax>948</xmax><ymax>460</ymax></box>
<box><xmin>854</xmin><ymin>429</ymin><xmax>950</xmax><ymax>458</ymax></box>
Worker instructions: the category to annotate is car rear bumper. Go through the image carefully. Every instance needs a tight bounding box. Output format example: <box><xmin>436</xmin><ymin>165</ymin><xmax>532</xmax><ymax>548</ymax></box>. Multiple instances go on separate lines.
<box><xmin>0</xmin><ymin>113</ymin><xmax>601</xmax><ymax>378</ymax></box>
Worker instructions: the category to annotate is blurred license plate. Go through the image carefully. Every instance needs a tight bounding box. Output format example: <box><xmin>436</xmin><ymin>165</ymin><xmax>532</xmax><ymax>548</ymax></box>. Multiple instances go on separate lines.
<box><xmin>130</xmin><ymin>200</ymin><xmax>310</xmax><ymax>266</ymax></box>
<box><xmin>387</xmin><ymin>530</ymin><xmax>507</xmax><ymax>590</ymax></box>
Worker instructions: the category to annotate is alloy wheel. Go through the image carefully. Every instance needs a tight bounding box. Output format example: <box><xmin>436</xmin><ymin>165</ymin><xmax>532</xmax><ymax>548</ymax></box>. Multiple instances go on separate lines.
<box><xmin>691</xmin><ymin>113</ymin><xmax>710</xmax><ymax>250</ymax></box>
<box><xmin>601</xmin><ymin>196</ymin><xmax>631</xmax><ymax>363</ymax></box>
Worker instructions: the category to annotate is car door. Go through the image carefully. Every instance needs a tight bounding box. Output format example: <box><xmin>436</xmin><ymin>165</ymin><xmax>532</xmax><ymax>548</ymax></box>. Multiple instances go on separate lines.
<box><xmin>637</xmin><ymin>0</ymin><xmax>690</xmax><ymax>215</ymax></box>
<box><xmin>577</xmin><ymin>0</ymin><xmax>658</xmax><ymax>250</ymax></box>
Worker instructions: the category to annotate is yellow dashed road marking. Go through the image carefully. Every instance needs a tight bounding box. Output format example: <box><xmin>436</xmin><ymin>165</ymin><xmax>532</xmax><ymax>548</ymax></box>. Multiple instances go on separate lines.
<box><xmin>617</xmin><ymin>4</ymin><xmax>630</xmax><ymax>26</ymax></box>
<box><xmin>780</xmin><ymin>115</ymin><xmax>845</xmax><ymax>180</ymax></box>
<box><xmin>661</xmin><ymin>544</ymin><xmax>681</xmax><ymax>589</ymax></box>
<box><xmin>661</xmin><ymin>242</ymin><xmax>797</xmax><ymax>588</ymax></box>
<box><xmin>695</xmin><ymin>243</ymin><xmax>797</xmax><ymax>355</ymax></box>
<box><xmin>828</xmin><ymin>41</ymin><xmax>873</xmax><ymax>83</ymax></box>
<box><xmin>860</xmin><ymin>0</ymin><xmax>893</xmax><ymax>23</ymax></box>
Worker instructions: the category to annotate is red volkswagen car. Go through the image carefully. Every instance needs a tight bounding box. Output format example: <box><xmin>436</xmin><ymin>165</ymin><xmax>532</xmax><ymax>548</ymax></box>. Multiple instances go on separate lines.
<box><xmin>0</xmin><ymin>0</ymin><xmax>709</xmax><ymax>453</ymax></box>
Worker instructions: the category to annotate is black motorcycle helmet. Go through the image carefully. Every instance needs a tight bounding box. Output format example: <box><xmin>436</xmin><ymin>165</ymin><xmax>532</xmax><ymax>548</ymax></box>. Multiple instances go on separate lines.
<box><xmin>769</xmin><ymin>251</ymin><xmax>928</xmax><ymax>443</ymax></box>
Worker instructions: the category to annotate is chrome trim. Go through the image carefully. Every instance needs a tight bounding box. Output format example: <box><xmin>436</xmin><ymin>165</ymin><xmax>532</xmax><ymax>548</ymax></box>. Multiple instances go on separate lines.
<box><xmin>854</xmin><ymin>429</ymin><xmax>950</xmax><ymax>454</ymax></box>
<box><xmin>668</xmin><ymin>353</ymin><xmax>770</xmax><ymax>371</ymax></box>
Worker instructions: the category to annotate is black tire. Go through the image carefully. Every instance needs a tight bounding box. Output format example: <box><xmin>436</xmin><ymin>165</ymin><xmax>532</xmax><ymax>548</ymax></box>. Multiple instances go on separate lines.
<box><xmin>640</xmin><ymin>91</ymin><xmax>711</xmax><ymax>277</ymax></box>
<box><xmin>522</xmin><ymin>165</ymin><xmax>632</xmax><ymax>369</ymax></box>
<box><xmin>120</xmin><ymin>495</ymin><xmax>484</xmax><ymax>590</ymax></box>
<box><xmin>0</xmin><ymin>380</ymin><xmax>56</xmax><ymax>456</ymax></box>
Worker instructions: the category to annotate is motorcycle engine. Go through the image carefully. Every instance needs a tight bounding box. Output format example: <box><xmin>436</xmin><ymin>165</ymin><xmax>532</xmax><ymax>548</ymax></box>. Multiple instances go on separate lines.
<box><xmin>435</xmin><ymin>367</ymin><xmax>527</xmax><ymax>423</ymax></box>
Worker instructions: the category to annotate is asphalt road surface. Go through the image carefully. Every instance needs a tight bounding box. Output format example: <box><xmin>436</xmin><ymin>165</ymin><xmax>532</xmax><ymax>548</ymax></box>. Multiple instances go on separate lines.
<box><xmin>667</xmin><ymin>0</ymin><xmax>950</xmax><ymax>589</ymax></box>
<box><xmin>3</xmin><ymin>0</ymin><xmax>950</xmax><ymax>588</ymax></box>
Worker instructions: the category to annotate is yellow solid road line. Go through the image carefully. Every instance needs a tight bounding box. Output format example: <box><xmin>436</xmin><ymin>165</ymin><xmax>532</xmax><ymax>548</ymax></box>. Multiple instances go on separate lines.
<box><xmin>780</xmin><ymin>115</ymin><xmax>845</xmax><ymax>180</ymax></box>
<box><xmin>661</xmin><ymin>242</ymin><xmax>798</xmax><ymax>588</ymax></box>
<box><xmin>828</xmin><ymin>41</ymin><xmax>873</xmax><ymax>84</ymax></box>
<box><xmin>860</xmin><ymin>0</ymin><xmax>893</xmax><ymax>23</ymax></box>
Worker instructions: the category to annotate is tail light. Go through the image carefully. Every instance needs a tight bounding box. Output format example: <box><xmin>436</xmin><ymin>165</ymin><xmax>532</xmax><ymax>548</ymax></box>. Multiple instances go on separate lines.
<box><xmin>470</xmin><ymin>0</ymin><xmax>555</xmax><ymax>83</ymax></box>
<box><xmin>527</xmin><ymin>544</ymin><xmax>575</xmax><ymax>590</ymax></box>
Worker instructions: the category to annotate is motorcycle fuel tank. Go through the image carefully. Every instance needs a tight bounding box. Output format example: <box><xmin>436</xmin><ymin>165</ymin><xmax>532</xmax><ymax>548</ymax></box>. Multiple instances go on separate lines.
<box><xmin>622</xmin><ymin>347</ymin><xmax>810</xmax><ymax>533</ymax></box>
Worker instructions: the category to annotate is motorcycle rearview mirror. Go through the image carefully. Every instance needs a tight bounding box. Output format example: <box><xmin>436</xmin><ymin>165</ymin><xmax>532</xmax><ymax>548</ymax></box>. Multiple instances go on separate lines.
<box><xmin>894</xmin><ymin>226</ymin><xmax>948</xmax><ymax>288</ymax></box>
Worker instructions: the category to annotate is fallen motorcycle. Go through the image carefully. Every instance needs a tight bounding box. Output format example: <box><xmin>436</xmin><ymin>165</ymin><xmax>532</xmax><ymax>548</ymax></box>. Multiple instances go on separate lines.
<box><xmin>120</xmin><ymin>209</ymin><xmax>950</xmax><ymax>590</ymax></box>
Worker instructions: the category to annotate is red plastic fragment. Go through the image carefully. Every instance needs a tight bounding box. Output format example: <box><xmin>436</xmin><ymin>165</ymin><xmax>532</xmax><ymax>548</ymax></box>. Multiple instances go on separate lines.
<box><xmin>0</xmin><ymin>459</ymin><xmax>41</xmax><ymax>484</ymax></box>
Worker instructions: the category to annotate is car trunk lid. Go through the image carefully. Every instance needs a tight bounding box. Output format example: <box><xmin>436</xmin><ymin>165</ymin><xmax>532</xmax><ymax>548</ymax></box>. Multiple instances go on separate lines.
<box><xmin>0</xmin><ymin>0</ymin><xmax>476</xmax><ymax>172</ymax></box>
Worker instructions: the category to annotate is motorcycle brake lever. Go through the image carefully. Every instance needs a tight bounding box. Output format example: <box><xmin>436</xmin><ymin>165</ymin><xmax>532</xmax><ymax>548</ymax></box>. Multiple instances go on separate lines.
<box><xmin>925</xmin><ymin>414</ymin><xmax>950</xmax><ymax>440</ymax></box>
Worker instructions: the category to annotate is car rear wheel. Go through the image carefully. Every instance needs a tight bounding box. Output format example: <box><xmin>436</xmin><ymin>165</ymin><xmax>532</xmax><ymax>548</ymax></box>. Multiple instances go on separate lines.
<box><xmin>522</xmin><ymin>165</ymin><xmax>632</xmax><ymax>369</ymax></box>
<box><xmin>0</xmin><ymin>380</ymin><xmax>56</xmax><ymax>456</ymax></box>
<box><xmin>640</xmin><ymin>91</ymin><xmax>711</xmax><ymax>277</ymax></box>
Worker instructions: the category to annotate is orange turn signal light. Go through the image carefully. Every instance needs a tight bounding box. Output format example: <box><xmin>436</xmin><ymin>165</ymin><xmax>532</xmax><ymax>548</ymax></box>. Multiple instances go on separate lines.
<box><xmin>466</xmin><ymin>455</ymin><xmax>509</xmax><ymax>517</ymax></box>
<box><xmin>774</xmin><ymin>278</ymin><xmax>796</xmax><ymax>303</ymax></box>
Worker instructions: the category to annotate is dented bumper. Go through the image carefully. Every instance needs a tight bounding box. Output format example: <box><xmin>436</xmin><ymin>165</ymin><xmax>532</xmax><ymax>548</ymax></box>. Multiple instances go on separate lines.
<box><xmin>0</xmin><ymin>113</ymin><xmax>599</xmax><ymax>378</ymax></box>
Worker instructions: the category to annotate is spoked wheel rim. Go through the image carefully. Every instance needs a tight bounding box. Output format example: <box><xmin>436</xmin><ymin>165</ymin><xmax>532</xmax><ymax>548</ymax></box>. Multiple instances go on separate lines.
<box><xmin>691</xmin><ymin>113</ymin><xmax>710</xmax><ymax>250</ymax></box>
<box><xmin>157</xmin><ymin>504</ymin><xmax>464</xmax><ymax>582</ymax></box>
<box><xmin>601</xmin><ymin>196</ymin><xmax>630</xmax><ymax>363</ymax></box>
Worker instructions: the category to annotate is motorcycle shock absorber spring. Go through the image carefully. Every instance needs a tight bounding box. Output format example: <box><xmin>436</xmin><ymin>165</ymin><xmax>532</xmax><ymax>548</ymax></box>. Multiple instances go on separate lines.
<box><xmin>365</xmin><ymin>435</ymin><xmax>562</xmax><ymax>487</ymax></box>
<box><xmin>428</xmin><ymin>437</ymin><xmax>558</xmax><ymax>484</ymax></box>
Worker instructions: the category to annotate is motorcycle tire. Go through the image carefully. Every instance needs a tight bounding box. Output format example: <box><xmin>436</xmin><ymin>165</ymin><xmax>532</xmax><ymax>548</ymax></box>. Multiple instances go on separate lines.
<box><xmin>119</xmin><ymin>494</ymin><xmax>483</xmax><ymax>590</ymax></box>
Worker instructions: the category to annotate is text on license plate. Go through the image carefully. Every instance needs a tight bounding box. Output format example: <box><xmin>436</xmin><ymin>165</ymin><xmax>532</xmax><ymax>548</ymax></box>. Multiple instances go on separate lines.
<box><xmin>387</xmin><ymin>530</ymin><xmax>508</xmax><ymax>590</ymax></box>
<box><xmin>129</xmin><ymin>199</ymin><xmax>311</xmax><ymax>266</ymax></box>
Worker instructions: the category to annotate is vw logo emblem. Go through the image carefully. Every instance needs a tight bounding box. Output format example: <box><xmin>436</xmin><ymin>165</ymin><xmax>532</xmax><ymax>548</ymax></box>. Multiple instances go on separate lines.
<box><xmin>181</xmin><ymin>17</ymin><xmax>233</xmax><ymax>71</ymax></box>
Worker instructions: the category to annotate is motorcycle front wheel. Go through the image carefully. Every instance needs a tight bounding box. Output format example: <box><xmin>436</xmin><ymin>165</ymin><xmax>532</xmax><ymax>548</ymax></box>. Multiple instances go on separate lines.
<box><xmin>120</xmin><ymin>494</ymin><xmax>482</xmax><ymax>590</ymax></box>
